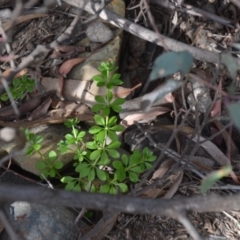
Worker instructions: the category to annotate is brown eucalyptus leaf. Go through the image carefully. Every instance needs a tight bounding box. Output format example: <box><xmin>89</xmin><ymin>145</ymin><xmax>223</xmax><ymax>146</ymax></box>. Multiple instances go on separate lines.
<box><xmin>28</xmin><ymin>97</ymin><xmax>52</xmax><ymax>121</ymax></box>
<box><xmin>59</xmin><ymin>57</ymin><xmax>87</xmax><ymax>76</ymax></box>
<box><xmin>162</xmin><ymin>170</ymin><xmax>183</xmax><ymax>199</ymax></box>
<box><xmin>121</xmin><ymin>106</ymin><xmax>171</xmax><ymax>127</ymax></box>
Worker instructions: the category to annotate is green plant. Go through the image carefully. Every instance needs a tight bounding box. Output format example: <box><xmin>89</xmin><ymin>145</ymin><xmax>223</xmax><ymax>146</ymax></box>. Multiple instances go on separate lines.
<box><xmin>24</xmin><ymin>129</ymin><xmax>63</xmax><ymax>178</ymax></box>
<box><xmin>0</xmin><ymin>75</ymin><xmax>35</xmax><ymax>102</ymax></box>
<box><xmin>24</xmin><ymin>61</ymin><xmax>157</xmax><ymax>194</ymax></box>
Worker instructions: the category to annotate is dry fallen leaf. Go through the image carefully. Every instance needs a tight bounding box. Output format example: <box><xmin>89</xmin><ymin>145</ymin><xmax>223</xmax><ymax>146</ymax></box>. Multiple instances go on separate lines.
<box><xmin>121</xmin><ymin>106</ymin><xmax>171</xmax><ymax>127</ymax></box>
<box><xmin>28</xmin><ymin>97</ymin><xmax>52</xmax><ymax>121</ymax></box>
<box><xmin>2</xmin><ymin>68</ymin><xmax>29</xmax><ymax>78</ymax></box>
<box><xmin>59</xmin><ymin>57</ymin><xmax>87</xmax><ymax>77</ymax></box>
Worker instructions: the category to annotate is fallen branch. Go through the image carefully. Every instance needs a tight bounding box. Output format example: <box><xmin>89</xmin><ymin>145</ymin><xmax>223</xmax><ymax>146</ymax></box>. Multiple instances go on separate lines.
<box><xmin>0</xmin><ymin>184</ymin><xmax>240</xmax><ymax>215</ymax></box>
<box><xmin>63</xmin><ymin>0</ymin><xmax>240</xmax><ymax>66</ymax></box>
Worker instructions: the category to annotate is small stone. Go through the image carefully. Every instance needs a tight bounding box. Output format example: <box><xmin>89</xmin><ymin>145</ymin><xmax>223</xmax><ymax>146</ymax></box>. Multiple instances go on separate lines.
<box><xmin>86</xmin><ymin>22</ymin><xmax>114</xmax><ymax>43</ymax></box>
<box><xmin>0</xmin><ymin>201</ymin><xmax>79</xmax><ymax>240</ymax></box>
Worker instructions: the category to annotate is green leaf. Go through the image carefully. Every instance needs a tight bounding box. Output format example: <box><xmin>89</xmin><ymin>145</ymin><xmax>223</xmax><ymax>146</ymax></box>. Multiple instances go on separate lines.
<box><xmin>107</xmin><ymin>130</ymin><xmax>118</xmax><ymax>141</ymax></box>
<box><xmin>221</xmin><ymin>53</ymin><xmax>238</xmax><ymax>79</ymax></box>
<box><xmin>53</xmin><ymin>161</ymin><xmax>63</xmax><ymax>169</ymax></box>
<box><xmin>94</xmin><ymin>114</ymin><xmax>105</xmax><ymax>126</ymax></box>
<box><xmin>90</xmin><ymin>150</ymin><xmax>101</xmax><ymax>160</ymax></box>
<box><xmin>100</xmin><ymin>184</ymin><xmax>110</xmax><ymax>193</ymax></box>
<box><xmin>93</xmin><ymin>75</ymin><xmax>105</xmax><ymax>83</ymax></box>
<box><xmin>49</xmin><ymin>168</ymin><xmax>56</xmax><ymax>177</ymax></box>
<box><xmin>115</xmin><ymin>170</ymin><xmax>126</xmax><ymax>181</ymax></box>
<box><xmin>36</xmin><ymin>161</ymin><xmax>47</xmax><ymax>171</ymax></box>
<box><xmin>72</xmin><ymin>184</ymin><xmax>81</xmax><ymax>192</ymax></box>
<box><xmin>75</xmin><ymin>162</ymin><xmax>90</xmax><ymax>172</ymax></box>
<box><xmin>129</xmin><ymin>155</ymin><xmax>141</xmax><ymax>166</ymax></box>
<box><xmin>141</xmin><ymin>79</ymin><xmax>182</xmax><ymax>112</ymax></box>
<box><xmin>109</xmin><ymin>186</ymin><xmax>117</xmax><ymax>194</ymax></box>
<box><xmin>48</xmin><ymin>150</ymin><xmax>57</xmax><ymax>162</ymax></box>
<box><xmin>73</xmin><ymin>184</ymin><xmax>81</xmax><ymax>191</ymax></box>
<box><xmin>102</xmin><ymin>106</ymin><xmax>110</xmax><ymax>116</ymax></box>
<box><xmin>111</xmin><ymin>105</ymin><xmax>122</xmax><ymax>113</ymax></box>
<box><xmin>35</xmin><ymin>135</ymin><xmax>43</xmax><ymax>144</ymax></box>
<box><xmin>79</xmin><ymin>166</ymin><xmax>91</xmax><ymax>178</ymax></box>
<box><xmin>106</xmin><ymin>82</ymin><xmax>114</xmax><ymax>89</ymax></box>
<box><xmin>92</xmin><ymin>103</ymin><xmax>104</xmax><ymax>112</ymax></box>
<box><xmin>150</xmin><ymin>51</ymin><xmax>193</xmax><ymax>80</ymax></box>
<box><xmin>111</xmin><ymin>79</ymin><xmax>123</xmax><ymax>85</ymax></box>
<box><xmin>129</xmin><ymin>171</ymin><xmax>139</xmax><ymax>182</ymax></box>
<box><xmin>33</xmin><ymin>144</ymin><xmax>41</xmax><ymax>151</ymax></box>
<box><xmin>108</xmin><ymin>116</ymin><xmax>117</xmax><ymax>126</ymax></box>
<box><xmin>106</xmin><ymin>90</ymin><xmax>113</xmax><ymax>102</ymax></box>
<box><xmin>228</xmin><ymin>102</ymin><xmax>240</xmax><ymax>130</ymax></box>
<box><xmin>96</xmin><ymin>130</ymin><xmax>106</xmax><ymax>142</ymax></box>
<box><xmin>147</xmin><ymin>155</ymin><xmax>157</xmax><ymax>162</ymax></box>
<box><xmin>117</xmin><ymin>183</ymin><xmax>128</xmax><ymax>193</ymax></box>
<box><xmin>97</xmin><ymin>82</ymin><xmax>106</xmax><ymax>87</ymax></box>
<box><xmin>100</xmin><ymin>150</ymin><xmax>109</xmax><ymax>165</ymax></box>
<box><xmin>61</xmin><ymin>176</ymin><xmax>75</xmax><ymax>183</ymax></box>
<box><xmin>95</xmin><ymin>95</ymin><xmax>105</xmax><ymax>103</ymax></box>
<box><xmin>13</xmin><ymin>78</ymin><xmax>20</xmax><ymax>87</ymax></box>
<box><xmin>22</xmin><ymin>75</ymin><xmax>27</xmax><ymax>81</ymax></box>
<box><xmin>200</xmin><ymin>165</ymin><xmax>232</xmax><ymax>193</ymax></box>
<box><xmin>131</xmin><ymin>166</ymin><xmax>143</xmax><ymax>173</ymax></box>
<box><xmin>106</xmin><ymin>149</ymin><xmax>120</xmax><ymax>158</ymax></box>
<box><xmin>77</xmin><ymin>131</ymin><xmax>86</xmax><ymax>138</ymax></box>
<box><xmin>122</xmin><ymin>154</ymin><xmax>128</xmax><ymax>166</ymax></box>
<box><xmin>86</xmin><ymin>141</ymin><xmax>98</xmax><ymax>149</ymax></box>
<box><xmin>65</xmin><ymin>182</ymin><xmax>75</xmax><ymax>191</ymax></box>
<box><xmin>88</xmin><ymin>168</ymin><xmax>95</xmax><ymax>182</ymax></box>
<box><xmin>113</xmin><ymin>160</ymin><xmax>124</xmax><ymax>170</ymax></box>
<box><xmin>89</xmin><ymin>126</ymin><xmax>102</xmax><ymax>134</ymax></box>
<box><xmin>65</xmin><ymin>133</ymin><xmax>75</xmax><ymax>141</ymax></box>
<box><xmin>107</xmin><ymin>141</ymin><xmax>121</xmax><ymax>149</ymax></box>
<box><xmin>0</xmin><ymin>94</ymin><xmax>8</xmax><ymax>102</ymax></box>
<box><xmin>96</xmin><ymin>168</ymin><xmax>107</xmax><ymax>181</ymax></box>
<box><xmin>110</xmin><ymin>125</ymin><xmax>124</xmax><ymax>132</ymax></box>
<box><xmin>75</xmin><ymin>163</ymin><xmax>91</xmax><ymax>178</ymax></box>
<box><xmin>112</xmin><ymin>98</ymin><xmax>125</xmax><ymax>106</ymax></box>
<box><xmin>144</xmin><ymin>162</ymin><xmax>153</xmax><ymax>169</ymax></box>
<box><xmin>64</xmin><ymin>118</ymin><xmax>80</xmax><ymax>128</ymax></box>
<box><xmin>98</xmin><ymin>156</ymin><xmax>110</xmax><ymax>165</ymax></box>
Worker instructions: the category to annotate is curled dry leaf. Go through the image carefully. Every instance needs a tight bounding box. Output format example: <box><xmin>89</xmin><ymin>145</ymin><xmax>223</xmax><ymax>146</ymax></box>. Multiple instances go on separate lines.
<box><xmin>212</xmin><ymin>120</ymin><xmax>238</xmax><ymax>156</ymax></box>
<box><xmin>2</xmin><ymin>68</ymin><xmax>29</xmax><ymax>78</ymax></box>
<box><xmin>121</xmin><ymin>106</ymin><xmax>171</xmax><ymax>127</ymax></box>
<box><xmin>58</xmin><ymin>57</ymin><xmax>87</xmax><ymax>98</ymax></box>
<box><xmin>59</xmin><ymin>57</ymin><xmax>87</xmax><ymax>77</ymax></box>
<box><xmin>211</xmin><ymin>80</ymin><xmax>222</xmax><ymax>117</ymax></box>
<box><xmin>191</xmin><ymin>135</ymin><xmax>229</xmax><ymax>167</ymax></box>
<box><xmin>141</xmin><ymin>159</ymin><xmax>175</xmax><ymax>198</ymax></box>
<box><xmin>28</xmin><ymin>97</ymin><xmax>52</xmax><ymax>121</ymax></box>
<box><xmin>162</xmin><ymin>170</ymin><xmax>183</xmax><ymax>199</ymax></box>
